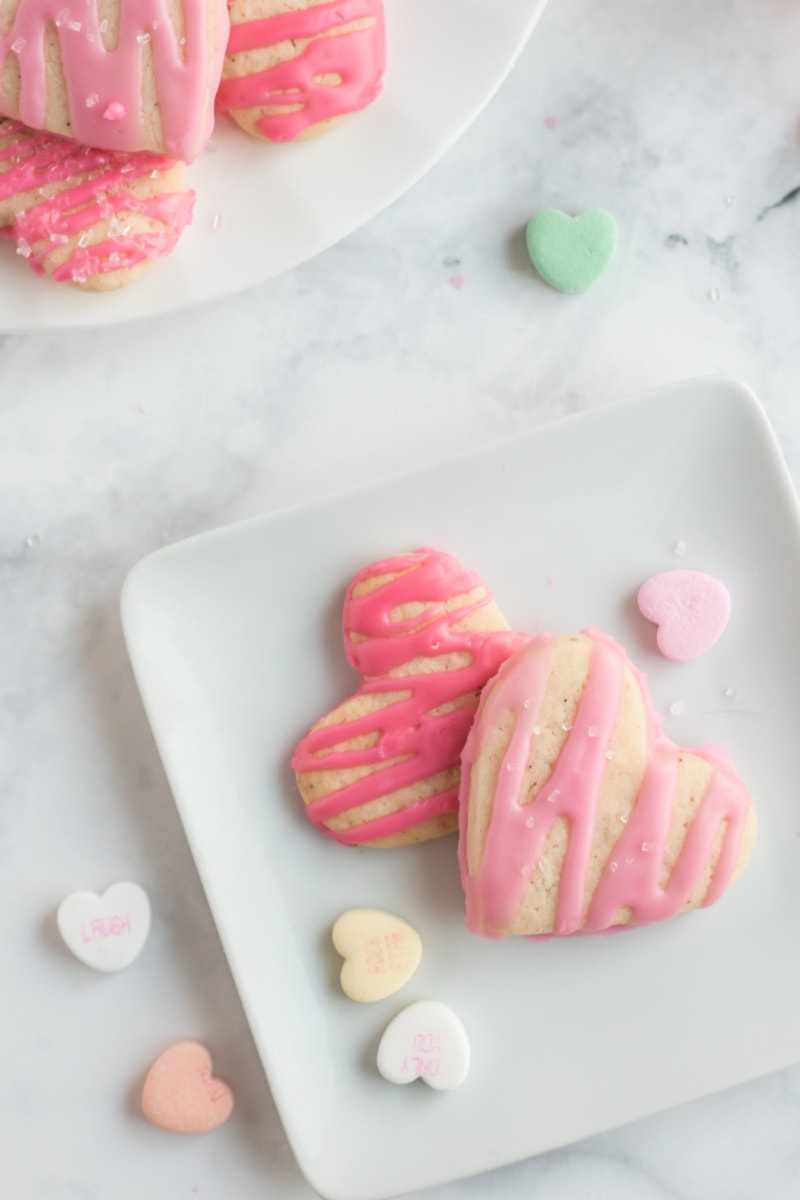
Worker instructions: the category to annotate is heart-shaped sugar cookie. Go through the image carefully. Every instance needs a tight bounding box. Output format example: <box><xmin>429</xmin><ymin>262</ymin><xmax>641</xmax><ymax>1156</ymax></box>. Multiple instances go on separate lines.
<box><xmin>333</xmin><ymin>908</ymin><xmax>421</xmax><ymax>1002</ymax></box>
<box><xmin>142</xmin><ymin>1041</ymin><xmax>234</xmax><ymax>1133</ymax></box>
<box><xmin>526</xmin><ymin>209</ymin><xmax>617</xmax><ymax>293</ymax></box>
<box><xmin>377</xmin><ymin>1001</ymin><xmax>470</xmax><ymax>1090</ymax></box>
<box><xmin>57</xmin><ymin>881</ymin><xmax>151</xmax><ymax>972</ymax></box>
<box><xmin>218</xmin><ymin>0</ymin><xmax>386</xmax><ymax>144</ymax></box>
<box><xmin>0</xmin><ymin>0</ymin><xmax>226</xmax><ymax>158</ymax></box>
<box><xmin>459</xmin><ymin>630</ymin><xmax>756</xmax><ymax>938</ymax></box>
<box><xmin>292</xmin><ymin>548</ymin><xmax>527</xmax><ymax>847</ymax></box>
<box><xmin>638</xmin><ymin>569</ymin><xmax>731</xmax><ymax>661</ymax></box>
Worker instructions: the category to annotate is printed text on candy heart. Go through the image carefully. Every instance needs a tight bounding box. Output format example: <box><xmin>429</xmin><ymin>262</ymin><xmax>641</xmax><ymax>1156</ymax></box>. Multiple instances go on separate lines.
<box><xmin>363</xmin><ymin>932</ymin><xmax>410</xmax><ymax>976</ymax></box>
<box><xmin>81</xmin><ymin>914</ymin><xmax>132</xmax><ymax>941</ymax></box>
<box><xmin>400</xmin><ymin>1033</ymin><xmax>441</xmax><ymax>1078</ymax></box>
<box><xmin>196</xmin><ymin>1066</ymin><xmax>228</xmax><ymax>1104</ymax></box>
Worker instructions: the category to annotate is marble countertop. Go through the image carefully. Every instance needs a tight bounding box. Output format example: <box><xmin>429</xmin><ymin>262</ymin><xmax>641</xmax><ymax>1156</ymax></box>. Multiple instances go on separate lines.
<box><xmin>4</xmin><ymin>0</ymin><xmax>800</xmax><ymax>1196</ymax></box>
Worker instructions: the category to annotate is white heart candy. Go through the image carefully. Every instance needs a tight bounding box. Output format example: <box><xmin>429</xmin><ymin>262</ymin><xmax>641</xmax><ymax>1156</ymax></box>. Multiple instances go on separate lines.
<box><xmin>57</xmin><ymin>881</ymin><xmax>151</xmax><ymax>972</ymax></box>
<box><xmin>377</xmin><ymin>1000</ymin><xmax>470</xmax><ymax>1091</ymax></box>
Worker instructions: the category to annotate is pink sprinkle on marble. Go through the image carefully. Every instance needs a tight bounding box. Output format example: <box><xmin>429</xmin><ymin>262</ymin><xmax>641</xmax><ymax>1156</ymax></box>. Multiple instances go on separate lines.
<box><xmin>103</xmin><ymin>102</ymin><xmax>126</xmax><ymax>120</ymax></box>
<box><xmin>450</xmin><ymin>273</ymin><xmax>466</xmax><ymax>291</ymax></box>
<box><xmin>544</xmin><ymin>115</ymin><xmax>560</xmax><ymax>130</ymax></box>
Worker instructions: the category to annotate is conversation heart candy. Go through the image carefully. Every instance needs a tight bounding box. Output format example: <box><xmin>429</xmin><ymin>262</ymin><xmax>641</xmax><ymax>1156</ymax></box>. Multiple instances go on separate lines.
<box><xmin>526</xmin><ymin>208</ymin><xmax>617</xmax><ymax>293</ymax></box>
<box><xmin>142</xmin><ymin>1041</ymin><xmax>234</xmax><ymax>1134</ymax></box>
<box><xmin>332</xmin><ymin>909</ymin><xmax>422</xmax><ymax>1002</ymax></box>
<box><xmin>377</xmin><ymin>1001</ymin><xmax>470</xmax><ymax>1090</ymax></box>
<box><xmin>56</xmin><ymin>881</ymin><xmax>151</xmax><ymax>972</ymax></box>
<box><xmin>638</xmin><ymin>570</ymin><xmax>731</xmax><ymax>662</ymax></box>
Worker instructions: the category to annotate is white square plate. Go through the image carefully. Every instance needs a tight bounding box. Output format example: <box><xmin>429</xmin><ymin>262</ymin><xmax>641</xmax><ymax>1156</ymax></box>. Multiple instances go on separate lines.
<box><xmin>122</xmin><ymin>378</ymin><xmax>800</xmax><ymax>1200</ymax></box>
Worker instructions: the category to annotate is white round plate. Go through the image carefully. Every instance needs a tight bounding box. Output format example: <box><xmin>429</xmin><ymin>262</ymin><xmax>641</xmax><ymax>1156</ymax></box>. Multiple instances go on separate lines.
<box><xmin>0</xmin><ymin>0</ymin><xmax>549</xmax><ymax>332</ymax></box>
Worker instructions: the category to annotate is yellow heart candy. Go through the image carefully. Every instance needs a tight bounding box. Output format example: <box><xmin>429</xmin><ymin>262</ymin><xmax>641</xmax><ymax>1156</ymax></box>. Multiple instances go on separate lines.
<box><xmin>332</xmin><ymin>909</ymin><xmax>422</xmax><ymax>1003</ymax></box>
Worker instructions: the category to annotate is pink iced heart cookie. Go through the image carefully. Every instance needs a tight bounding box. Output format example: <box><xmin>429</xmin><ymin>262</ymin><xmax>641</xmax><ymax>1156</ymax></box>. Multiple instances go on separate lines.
<box><xmin>638</xmin><ymin>569</ymin><xmax>731</xmax><ymax>662</ymax></box>
<box><xmin>458</xmin><ymin>630</ymin><xmax>756</xmax><ymax>939</ymax></box>
<box><xmin>0</xmin><ymin>120</ymin><xmax>195</xmax><ymax>291</ymax></box>
<box><xmin>142</xmin><ymin>1041</ymin><xmax>234</xmax><ymax>1134</ymax></box>
<box><xmin>218</xmin><ymin>0</ymin><xmax>386</xmax><ymax>144</ymax></box>
<box><xmin>292</xmin><ymin>548</ymin><xmax>528</xmax><ymax>848</ymax></box>
<box><xmin>0</xmin><ymin>0</ymin><xmax>228</xmax><ymax>158</ymax></box>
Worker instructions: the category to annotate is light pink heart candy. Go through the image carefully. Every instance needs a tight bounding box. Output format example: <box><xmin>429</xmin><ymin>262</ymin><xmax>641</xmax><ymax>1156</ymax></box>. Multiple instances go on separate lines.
<box><xmin>142</xmin><ymin>1041</ymin><xmax>234</xmax><ymax>1134</ymax></box>
<box><xmin>637</xmin><ymin>569</ymin><xmax>731</xmax><ymax>662</ymax></box>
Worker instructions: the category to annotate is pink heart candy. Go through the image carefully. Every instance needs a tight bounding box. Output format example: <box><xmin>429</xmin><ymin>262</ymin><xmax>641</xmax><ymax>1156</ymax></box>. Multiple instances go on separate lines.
<box><xmin>141</xmin><ymin>1041</ymin><xmax>234</xmax><ymax>1134</ymax></box>
<box><xmin>637</xmin><ymin>570</ymin><xmax>731</xmax><ymax>662</ymax></box>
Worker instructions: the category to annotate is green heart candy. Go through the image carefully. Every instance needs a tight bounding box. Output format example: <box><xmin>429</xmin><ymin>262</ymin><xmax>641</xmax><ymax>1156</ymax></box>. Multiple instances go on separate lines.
<box><xmin>525</xmin><ymin>208</ymin><xmax>618</xmax><ymax>294</ymax></box>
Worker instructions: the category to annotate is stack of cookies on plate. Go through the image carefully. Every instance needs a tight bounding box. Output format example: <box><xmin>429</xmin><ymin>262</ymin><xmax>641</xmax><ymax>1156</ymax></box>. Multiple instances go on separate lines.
<box><xmin>293</xmin><ymin>548</ymin><xmax>757</xmax><ymax>941</ymax></box>
<box><xmin>0</xmin><ymin>0</ymin><xmax>386</xmax><ymax>290</ymax></box>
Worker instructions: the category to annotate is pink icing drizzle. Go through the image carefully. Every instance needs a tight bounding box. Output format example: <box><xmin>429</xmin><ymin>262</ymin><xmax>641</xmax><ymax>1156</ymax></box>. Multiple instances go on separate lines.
<box><xmin>0</xmin><ymin>0</ymin><xmax>227</xmax><ymax>159</ymax></box>
<box><xmin>292</xmin><ymin>549</ymin><xmax>528</xmax><ymax>845</ymax></box>
<box><xmin>0</xmin><ymin>122</ymin><xmax>194</xmax><ymax>282</ymax></box>
<box><xmin>217</xmin><ymin>0</ymin><xmax>385</xmax><ymax>142</ymax></box>
<box><xmin>459</xmin><ymin>630</ymin><xmax>751</xmax><ymax>938</ymax></box>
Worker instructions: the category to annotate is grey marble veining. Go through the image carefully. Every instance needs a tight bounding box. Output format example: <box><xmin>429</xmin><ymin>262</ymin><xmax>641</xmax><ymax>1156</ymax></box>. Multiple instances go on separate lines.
<box><xmin>4</xmin><ymin>0</ymin><xmax>800</xmax><ymax>1196</ymax></box>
